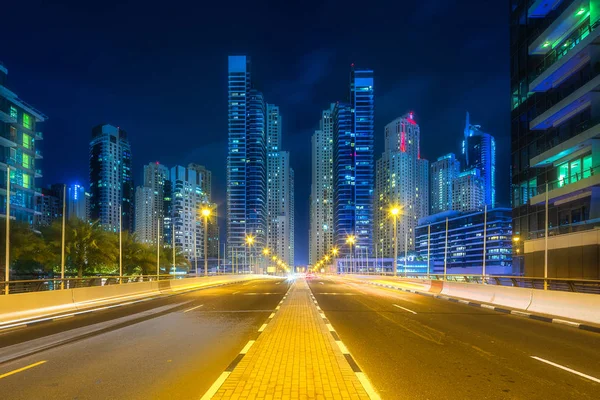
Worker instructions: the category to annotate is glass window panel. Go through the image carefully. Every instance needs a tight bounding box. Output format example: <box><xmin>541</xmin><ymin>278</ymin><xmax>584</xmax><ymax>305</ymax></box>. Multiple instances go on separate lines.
<box><xmin>22</xmin><ymin>113</ymin><xmax>31</xmax><ymax>129</ymax></box>
<box><xmin>558</xmin><ymin>163</ymin><xmax>568</xmax><ymax>187</ymax></box>
<box><xmin>570</xmin><ymin>159</ymin><xmax>581</xmax><ymax>182</ymax></box>
<box><xmin>22</xmin><ymin>133</ymin><xmax>31</xmax><ymax>149</ymax></box>
<box><xmin>583</xmin><ymin>155</ymin><xmax>592</xmax><ymax>178</ymax></box>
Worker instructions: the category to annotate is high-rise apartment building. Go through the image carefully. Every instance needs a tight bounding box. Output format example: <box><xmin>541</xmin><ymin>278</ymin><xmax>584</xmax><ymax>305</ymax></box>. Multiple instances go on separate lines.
<box><xmin>0</xmin><ymin>63</ymin><xmax>46</xmax><ymax>226</ymax></box>
<box><xmin>36</xmin><ymin>186</ymin><xmax>61</xmax><ymax>227</ymax></box>
<box><xmin>188</xmin><ymin>163</ymin><xmax>212</xmax><ymax>200</ymax></box>
<box><xmin>511</xmin><ymin>0</ymin><xmax>600</xmax><ymax>277</ymax></box>
<box><xmin>463</xmin><ymin>112</ymin><xmax>496</xmax><ymax>208</ymax></box>
<box><xmin>375</xmin><ymin>113</ymin><xmax>429</xmax><ymax>258</ymax></box>
<box><xmin>171</xmin><ymin>165</ymin><xmax>209</xmax><ymax>261</ymax></box>
<box><xmin>266</xmin><ymin>104</ymin><xmax>294</xmax><ymax>267</ymax></box>
<box><xmin>430</xmin><ymin>153</ymin><xmax>461</xmax><ymax>214</ymax></box>
<box><xmin>66</xmin><ymin>184</ymin><xmax>89</xmax><ymax>221</ymax></box>
<box><xmin>89</xmin><ymin>124</ymin><xmax>133</xmax><ymax>232</ymax></box>
<box><xmin>309</xmin><ymin>104</ymin><xmax>335</xmax><ymax>265</ymax></box>
<box><xmin>227</xmin><ymin>56</ymin><xmax>268</xmax><ymax>266</ymax></box>
<box><xmin>333</xmin><ymin>66</ymin><xmax>374</xmax><ymax>258</ymax></box>
<box><xmin>452</xmin><ymin>168</ymin><xmax>485</xmax><ymax>212</ymax></box>
<box><xmin>134</xmin><ymin>162</ymin><xmax>170</xmax><ymax>245</ymax></box>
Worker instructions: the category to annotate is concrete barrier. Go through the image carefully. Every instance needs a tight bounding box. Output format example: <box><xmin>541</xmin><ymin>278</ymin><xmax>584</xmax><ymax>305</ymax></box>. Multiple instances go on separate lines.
<box><xmin>527</xmin><ymin>290</ymin><xmax>600</xmax><ymax>324</ymax></box>
<box><xmin>0</xmin><ymin>275</ymin><xmax>275</xmax><ymax>326</ymax></box>
<box><xmin>441</xmin><ymin>281</ymin><xmax>495</xmax><ymax>303</ymax></box>
<box><xmin>0</xmin><ymin>289</ymin><xmax>76</xmax><ymax>324</ymax></box>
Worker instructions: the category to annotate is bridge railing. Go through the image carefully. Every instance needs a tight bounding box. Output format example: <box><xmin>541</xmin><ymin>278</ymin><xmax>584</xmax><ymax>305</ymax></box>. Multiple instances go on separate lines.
<box><xmin>339</xmin><ymin>272</ymin><xmax>600</xmax><ymax>294</ymax></box>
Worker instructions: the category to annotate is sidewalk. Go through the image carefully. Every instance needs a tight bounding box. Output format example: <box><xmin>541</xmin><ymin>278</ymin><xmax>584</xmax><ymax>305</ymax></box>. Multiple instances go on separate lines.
<box><xmin>212</xmin><ymin>279</ymin><xmax>371</xmax><ymax>399</ymax></box>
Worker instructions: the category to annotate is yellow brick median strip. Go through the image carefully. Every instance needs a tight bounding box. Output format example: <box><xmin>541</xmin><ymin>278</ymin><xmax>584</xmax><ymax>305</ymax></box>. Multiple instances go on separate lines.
<box><xmin>202</xmin><ymin>278</ymin><xmax>379</xmax><ymax>399</ymax></box>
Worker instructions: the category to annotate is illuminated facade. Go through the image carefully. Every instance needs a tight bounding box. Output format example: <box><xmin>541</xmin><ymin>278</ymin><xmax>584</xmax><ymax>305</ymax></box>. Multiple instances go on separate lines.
<box><xmin>309</xmin><ymin>104</ymin><xmax>335</xmax><ymax>265</ymax></box>
<box><xmin>375</xmin><ymin>113</ymin><xmax>429</xmax><ymax>258</ymax></box>
<box><xmin>416</xmin><ymin>208</ymin><xmax>513</xmax><ymax>275</ymax></box>
<box><xmin>266</xmin><ymin>104</ymin><xmax>294</xmax><ymax>267</ymax></box>
<box><xmin>0</xmin><ymin>63</ymin><xmax>46</xmax><ymax>226</ymax></box>
<box><xmin>171</xmin><ymin>165</ymin><xmax>209</xmax><ymax>261</ymax></box>
<box><xmin>227</xmin><ymin>56</ymin><xmax>268</xmax><ymax>265</ymax></box>
<box><xmin>511</xmin><ymin>0</ymin><xmax>600</xmax><ymax>277</ymax></box>
<box><xmin>463</xmin><ymin>112</ymin><xmax>496</xmax><ymax>208</ymax></box>
<box><xmin>89</xmin><ymin>124</ymin><xmax>133</xmax><ymax>232</ymax></box>
<box><xmin>452</xmin><ymin>168</ymin><xmax>485</xmax><ymax>212</ymax></box>
<box><xmin>135</xmin><ymin>162</ymin><xmax>170</xmax><ymax>245</ymax></box>
<box><xmin>333</xmin><ymin>66</ymin><xmax>374</xmax><ymax>258</ymax></box>
<box><xmin>66</xmin><ymin>184</ymin><xmax>89</xmax><ymax>221</ymax></box>
<box><xmin>430</xmin><ymin>153</ymin><xmax>461</xmax><ymax>214</ymax></box>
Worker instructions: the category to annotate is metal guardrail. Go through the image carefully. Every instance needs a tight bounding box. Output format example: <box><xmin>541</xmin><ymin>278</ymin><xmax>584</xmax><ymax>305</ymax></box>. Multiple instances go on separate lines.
<box><xmin>1</xmin><ymin>274</ymin><xmax>182</xmax><ymax>295</ymax></box>
<box><xmin>342</xmin><ymin>272</ymin><xmax>600</xmax><ymax>294</ymax></box>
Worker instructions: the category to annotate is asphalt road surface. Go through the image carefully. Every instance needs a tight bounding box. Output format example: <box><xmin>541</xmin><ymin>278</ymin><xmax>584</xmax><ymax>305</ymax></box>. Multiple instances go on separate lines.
<box><xmin>0</xmin><ymin>277</ymin><xmax>290</xmax><ymax>400</ymax></box>
<box><xmin>307</xmin><ymin>276</ymin><xmax>600</xmax><ymax>399</ymax></box>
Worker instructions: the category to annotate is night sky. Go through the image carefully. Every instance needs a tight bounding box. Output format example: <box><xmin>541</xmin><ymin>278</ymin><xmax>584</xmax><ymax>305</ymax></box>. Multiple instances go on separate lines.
<box><xmin>2</xmin><ymin>0</ymin><xmax>509</xmax><ymax>265</ymax></box>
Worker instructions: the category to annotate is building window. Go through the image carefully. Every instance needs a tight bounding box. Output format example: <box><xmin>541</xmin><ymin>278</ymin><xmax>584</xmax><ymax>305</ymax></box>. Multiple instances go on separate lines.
<box><xmin>583</xmin><ymin>155</ymin><xmax>592</xmax><ymax>178</ymax></box>
<box><xmin>22</xmin><ymin>153</ymin><xmax>30</xmax><ymax>169</ymax></box>
<box><xmin>10</xmin><ymin>106</ymin><xmax>17</xmax><ymax>120</ymax></box>
<box><xmin>22</xmin><ymin>174</ymin><xmax>30</xmax><ymax>189</ymax></box>
<box><xmin>558</xmin><ymin>163</ymin><xmax>568</xmax><ymax>187</ymax></box>
<box><xmin>22</xmin><ymin>133</ymin><xmax>31</xmax><ymax>149</ymax></box>
<box><xmin>23</xmin><ymin>113</ymin><xmax>32</xmax><ymax>130</ymax></box>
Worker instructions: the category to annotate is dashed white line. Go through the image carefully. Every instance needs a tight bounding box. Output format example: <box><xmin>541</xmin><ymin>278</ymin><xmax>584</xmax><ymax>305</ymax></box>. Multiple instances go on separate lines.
<box><xmin>326</xmin><ymin>323</ymin><xmax>335</xmax><ymax>332</ymax></box>
<box><xmin>481</xmin><ymin>304</ymin><xmax>496</xmax><ymax>310</ymax></box>
<box><xmin>183</xmin><ymin>304</ymin><xmax>204</xmax><ymax>313</ymax></box>
<box><xmin>392</xmin><ymin>304</ymin><xmax>417</xmax><ymax>314</ymax></box>
<box><xmin>552</xmin><ymin>319</ymin><xmax>581</xmax><ymax>327</ymax></box>
<box><xmin>240</xmin><ymin>340</ymin><xmax>255</xmax><ymax>354</ymax></box>
<box><xmin>336</xmin><ymin>340</ymin><xmax>350</xmax><ymax>354</ymax></box>
<box><xmin>232</xmin><ymin>291</ymin><xmax>240</xmax><ymax>295</ymax></box>
<box><xmin>356</xmin><ymin>372</ymin><xmax>381</xmax><ymax>400</ymax></box>
<box><xmin>531</xmin><ymin>356</ymin><xmax>600</xmax><ymax>384</ymax></box>
<box><xmin>199</xmin><ymin>371</ymin><xmax>231</xmax><ymax>400</ymax></box>
<box><xmin>268</xmin><ymin>313</ymin><xmax>275</xmax><ymax>319</ymax></box>
<box><xmin>258</xmin><ymin>323</ymin><xmax>268</xmax><ymax>332</ymax></box>
<box><xmin>319</xmin><ymin>282</ymin><xmax>324</xmax><ymax>285</ymax></box>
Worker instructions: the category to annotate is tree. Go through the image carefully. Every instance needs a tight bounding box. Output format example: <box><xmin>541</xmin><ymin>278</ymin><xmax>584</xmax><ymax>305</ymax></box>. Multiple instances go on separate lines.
<box><xmin>160</xmin><ymin>245</ymin><xmax>190</xmax><ymax>274</ymax></box>
<box><xmin>0</xmin><ymin>221</ymin><xmax>55</xmax><ymax>278</ymax></box>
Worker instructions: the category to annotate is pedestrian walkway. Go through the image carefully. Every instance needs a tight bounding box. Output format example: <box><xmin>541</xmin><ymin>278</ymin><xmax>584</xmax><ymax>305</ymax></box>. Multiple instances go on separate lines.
<box><xmin>212</xmin><ymin>278</ymin><xmax>371</xmax><ymax>399</ymax></box>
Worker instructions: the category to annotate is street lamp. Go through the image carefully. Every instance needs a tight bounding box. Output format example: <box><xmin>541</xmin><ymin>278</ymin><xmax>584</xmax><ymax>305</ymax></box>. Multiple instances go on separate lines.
<box><xmin>390</xmin><ymin>206</ymin><xmax>401</xmax><ymax>277</ymax></box>
<box><xmin>245</xmin><ymin>234</ymin><xmax>255</xmax><ymax>274</ymax></box>
<box><xmin>262</xmin><ymin>248</ymin><xmax>270</xmax><ymax>275</ymax></box>
<box><xmin>346</xmin><ymin>235</ymin><xmax>355</xmax><ymax>274</ymax></box>
<box><xmin>201</xmin><ymin>207</ymin><xmax>211</xmax><ymax>276</ymax></box>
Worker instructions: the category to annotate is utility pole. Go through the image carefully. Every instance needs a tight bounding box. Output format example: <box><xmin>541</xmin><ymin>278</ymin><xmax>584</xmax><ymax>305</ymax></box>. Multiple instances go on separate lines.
<box><xmin>482</xmin><ymin>204</ymin><xmax>487</xmax><ymax>282</ymax></box>
<box><xmin>61</xmin><ymin>184</ymin><xmax>66</xmax><ymax>289</ymax></box>
<box><xmin>5</xmin><ymin>166</ymin><xmax>10</xmax><ymax>295</ymax></box>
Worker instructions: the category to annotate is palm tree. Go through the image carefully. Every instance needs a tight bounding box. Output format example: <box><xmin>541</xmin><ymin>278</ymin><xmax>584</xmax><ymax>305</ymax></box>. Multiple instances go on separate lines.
<box><xmin>160</xmin><ymin>245</ymin><xmax>190</xmax><ymax>274</ymax></box>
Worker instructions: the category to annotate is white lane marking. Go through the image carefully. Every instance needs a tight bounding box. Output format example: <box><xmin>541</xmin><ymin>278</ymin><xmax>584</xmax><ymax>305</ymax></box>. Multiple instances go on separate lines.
<box><xmin>200</xmin><ymin>371</ymin><xmax>231</xmax><ymax>400</ymax></box>
<box><xmin>53</xmin><ymin>314</ymin><xmax>74</xmax><ymax>320</ymax></box>
<box><xmin>276</xmin><ymin>306</ymin><xmax>280</xmax><ymax>310</ymax></box>
<box><xmin>232</xmin><ymin>291</ymin><xmax>240</xmax><ymax>295</ymax></box>
<box><xmin>320</xmin><ymin>312</ymin><xmax>326</xmax><ymax>319</ymax></box>
<box><xmin>268</xmin><ymin>313</ymin><xmax>275</xmax><ymax>319</ymax></box>
<box><xmin>258</xmin><ymin>324</ymin><xmax>268</xmax><ymax>332</ymax></box>
<box><xmin>392</xmin><ymin>304</ymin><xmax>417</xmax><ymax>314</ymax></box>
<box><xmin>336</xmin><ymin>340</ymin><xmax>350</xmax><ymax>354</ymax></box>
<box><xmin>553</xmin><ymin>319</ymin><xmax>580</xmax><ymax>327</ymax></box>
<box><xmin>356</xmin><ymin>372</ymin><xmax>382</xmax><ymax>400</ymax></box>
<box><xmin>531</xmin><ymin>356</ymin><xmax>600</xmax><ymax>384</ymax></box>
<box><xmin>326</xmin><ymin>323</ymin><xmax>335</xmax><ymax>332</ymax></box>
<box><xmin>240</xmin><ymin>340</ymin><xmax>255</xmax><ymax>354</ymax></box>
<box><xmin>318</xmin><ymin>293</ymin><xmax>355</xmax><ymax>295</ymax></box>
<box><xmin>183</xmin><ymin>304</ymin><xmax>204</xmax><ymax>313</ymax></box>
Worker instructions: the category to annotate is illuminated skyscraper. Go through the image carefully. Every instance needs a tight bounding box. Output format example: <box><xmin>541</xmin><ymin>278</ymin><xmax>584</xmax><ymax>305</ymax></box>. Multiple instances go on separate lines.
<box><xmin>463</xmin><ymin>112</ymin><xmax>496</xmax><ymax>207</ymax></box>
<box><xmin>333</xmin><ymin>66</ymin><xmax>374</xmax><ymax>258</ymax></box>
<box><xmin>452</xmin><ymin>168</ymin><xmax>485</xmax><ymax>213</ymax></box>
<box><xmin>135</xmin><ymin>162</ymin><xmax>170</xmax><ymax>245</ymax></box>
<box><xmin>309</xmin><ymin>104</ymin><xmax>335</xmax><ymax>265</ymax></box>
<box><xmin>227</xmin><ymin>56</ymin><xmax>267</xmax><ymax>266</ymax></box>
<box><xmin>0</xmin><ymin>63</ymin><xmax>46</xmax><ymax>226</ymax></box>
<box><xmin>266</xmin><ymin>104</ymin><xmax>294</xmax><ymax>267</ymax></box>
<box><xmin>375</xmin><ymin>113</ymin><xmax>429</xmax><ymax>258</ymax></box>
<box><xmin>89</xmin><ymin>124</ymin><xmax>133</xmax><ymax>232</ymax></box>
<box><xmin>430</xmin><ymin>153</ymin><xmax>461</xmax><ymax>214</ymax></box>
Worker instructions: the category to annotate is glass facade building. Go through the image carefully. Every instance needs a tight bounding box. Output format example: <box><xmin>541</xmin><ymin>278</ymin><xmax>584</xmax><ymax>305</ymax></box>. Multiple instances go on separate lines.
<box><xmin>463</xmin><ymin>112</ymin><xmax>496</xmax><ymax>208</ymax></box>
<box><xmin>333</xmin><ymin>67</ymin><xmax>374</xmax><ymax>258</ymax></box>
<box><xmin>511</xmin><ymin>0</ymin><xmax>600</xmax><ymax>278</ymax></box>
<box><xmin>416</xmin><ymin>208</ymin><xmax>513</xmax><ymax>275</ymax></box>
<box><xmin>89</xmin><ymin>124</ymin><xmax>133</xmax><ymax>232</ymax></box>
<box><xmin>0</xmin><ymin>64</ymin><xmax>46</xmax><ymax>226</ymax></box>
<box><xmin>430</xmin><ymin>153</ymin><xmax>461</xmax><ymax>214</ymax></box>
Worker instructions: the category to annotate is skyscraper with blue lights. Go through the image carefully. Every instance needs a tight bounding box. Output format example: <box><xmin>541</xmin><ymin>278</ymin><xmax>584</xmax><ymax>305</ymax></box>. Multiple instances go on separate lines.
<box><xmin>227</xmin><ymin>56</ymin><xmax>267</xmax><ymax>265</ymax></box>
<box><xmin>333</xmin><ymin>66</ymin><xmax>374</xmax><ymax>258</ymax></box>
<box><xmin>463</xmin><ymin>112</ymin><xmax>496</xmax><ymax>208</ymax></box>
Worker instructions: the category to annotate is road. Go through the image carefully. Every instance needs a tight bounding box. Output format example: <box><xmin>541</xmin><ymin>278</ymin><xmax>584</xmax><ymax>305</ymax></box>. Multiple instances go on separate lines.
<box><xmin>307</xmin><ymin>276</ymin><xmax>600</xmax><ymax>399</ymax></box>
<box><xmin>0</xmin><ymin>277</ymin><xmax>289</xmax><ymax>400</ymax></box>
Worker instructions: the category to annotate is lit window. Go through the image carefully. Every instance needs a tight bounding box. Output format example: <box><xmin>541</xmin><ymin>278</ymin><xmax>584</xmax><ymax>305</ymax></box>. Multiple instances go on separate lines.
<box><xmin>23</xmin><ymin>114</ymin><xmax>32</xmax><ymax>129</ymax></box>
<box><xmin>22</xmin><ymin>174</ymin><xmax>30</xmax><ymax>189</ymax></box>
<box><xmin>22</xmin><ymin>153</ymin><xmax>30</xmax><ymax>169</ymax></box>
<box><xmin>22</xmin><ymin>133</ymin><xmax>31</xmax><ymax>149</ymax></box>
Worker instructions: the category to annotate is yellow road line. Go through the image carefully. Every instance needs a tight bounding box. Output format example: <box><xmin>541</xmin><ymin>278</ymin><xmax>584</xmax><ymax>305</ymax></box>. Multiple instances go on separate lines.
<box><xmin>0</xmin><ymin>360</ymin><xmax>47</xmax><ymax>380</ymax></box>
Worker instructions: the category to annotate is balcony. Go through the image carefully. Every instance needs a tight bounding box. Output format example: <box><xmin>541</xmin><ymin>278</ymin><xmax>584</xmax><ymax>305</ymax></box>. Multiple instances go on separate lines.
<box><xmin>530</xmin><ymin>21</ymin><xmax>600</xmax><ymax>92</ymax></box>
<box><xmin>35</xmin><ymin>169</ymin><xmax>42</xmax><ymax>178</ymax></box>
<box><xmin>528</xmin><ymin>0</ymin><xmax>564</xmax><ymax>19</ymax></box>
<box><xmin>529</xmin><ymin>73</ymin><xmax>600</xmax><ymax>130</ymax></box>
<box><xmin>530</xmin><ymin>163</ymin><xmax>600</xmax><ymax>205</ymax></box>
<box><xmin>530</xmin><ymin>118</ymin><xmax>600</xmax><ymax>167</ymax></box>
<box><xmin>35</xmin><ymin>149</ymin><xmax>43</xmax><ymax>159</ymax></box>
<box><xmin>529</xmin><ymin>0</ymin><xmax>589</xmax><ymax>55</ymax></box>
<box><xmin>35</xmin><ymin>131</ymin><xmax>43</xmax><ymax>140</ymax></box>
<box><xmin>0</xmin><ymin>109</ymin><xmax>17</xmax><ymax>124</ymax></box>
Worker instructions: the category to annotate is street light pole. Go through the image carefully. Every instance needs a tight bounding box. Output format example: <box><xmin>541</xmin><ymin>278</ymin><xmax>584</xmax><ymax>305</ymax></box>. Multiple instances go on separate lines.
<box><xmin>444</xmin><ymin>217</ymin><xmax>449</xmax><ymax>281</ymax></box>
<box><xmin>427</xmin><ymin>224</ymin><xmax>431</xmax><ymax>277</ymax></box>
<box><xmin>544</xmin><ymin>182</ymin><xmax>549</xmax><ymax>290</ymax></box>
<box><xmin>404</xmin><ymin>232</ymin><xmax>408</xmax><ymax>277</ymax></box>
<box><xmin>482</xmin><ymin>204</ymin><xmax>487</xmax><ymax>282</ymax></box>
<box><xmin>156</xmin><ymin>218</ymin><xmax>160</xmax><ymax>279</ymax></box>
<box><xmin>119</xmin><ymin>204</ymin><xmax>122</xmax><ymax>283</ymax></box>
<box><xmin>393</xmin><ymin>213</ymin><xmax>398</xmax><ymax>277</ymax></box>
<box><xmin>61</xmin><ymin>184</ymin><xmax>66</xmax><ymax>289</ymax></box>
<box><xmin>193</xmin><ymin>225</ymin><xmax>198</xmax><ymax>275</ymax></box>
<box><xmin>4</xmin><ymin>166</ymin><xmax>10</xmax><ymax>295</ymax></box>
<box><xmin>204</xmin><ymin>214</ymin><xmax>208</xmax><ymax>276</ymax></box>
